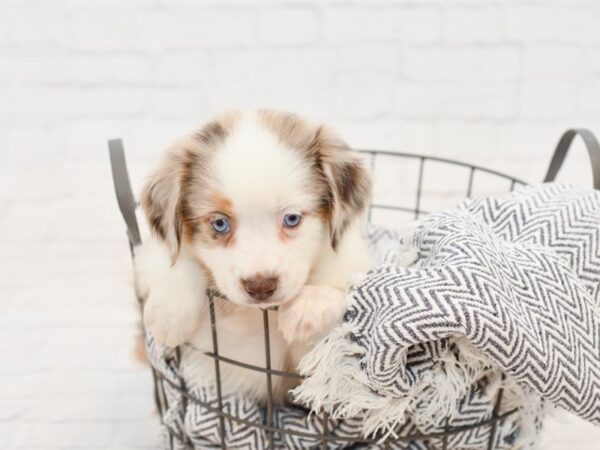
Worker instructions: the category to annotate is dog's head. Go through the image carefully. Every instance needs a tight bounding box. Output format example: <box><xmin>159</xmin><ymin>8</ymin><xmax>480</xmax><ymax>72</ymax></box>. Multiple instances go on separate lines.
<box><xmin>141</xmin><ymin>110</ymin><xmax>371</xmax><ymax>307</ymax></box>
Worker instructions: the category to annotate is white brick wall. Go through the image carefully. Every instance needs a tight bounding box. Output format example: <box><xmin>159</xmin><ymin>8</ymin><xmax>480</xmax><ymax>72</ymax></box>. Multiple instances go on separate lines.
<box><xmin>2</xmin><ymin>1</ymin><xmax>599</xmax><ymax>448</ymax></box>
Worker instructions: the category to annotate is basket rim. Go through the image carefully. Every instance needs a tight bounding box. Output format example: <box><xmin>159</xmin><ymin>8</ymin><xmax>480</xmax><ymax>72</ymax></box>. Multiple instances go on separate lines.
<box><xmin>358</xmin><ymin>149</ymin><xmax>528</xmax><ymax>186</ymax></box>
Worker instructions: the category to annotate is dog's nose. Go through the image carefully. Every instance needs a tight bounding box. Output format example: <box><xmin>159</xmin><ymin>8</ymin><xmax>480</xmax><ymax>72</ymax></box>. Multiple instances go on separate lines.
<box><xmin>242</xmin><ymin>275</ymin><xmax>278</xmax><ymax>301</ymax></box>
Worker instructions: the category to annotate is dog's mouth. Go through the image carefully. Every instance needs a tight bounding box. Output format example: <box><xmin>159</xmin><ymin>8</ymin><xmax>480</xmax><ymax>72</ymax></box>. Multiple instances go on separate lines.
<box><xmin>241</xmin><ymin>293</ymin><xmax>294</xmax><ymax>308</ymax></box>
<box><xmin>211</xmin><ymin>286</ymin><xmax>302</xmax><ymax>309</ymax></box>
<box><xmin>247</xmin><ymin>299</ymin><xmax>283</xmax><ymax>309</ymax></box>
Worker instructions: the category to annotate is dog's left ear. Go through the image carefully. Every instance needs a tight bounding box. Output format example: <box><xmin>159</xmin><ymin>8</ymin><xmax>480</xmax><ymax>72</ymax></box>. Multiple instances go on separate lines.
<box><xmin>312</xmin><ymin>128</ymin><xmax>372</xmax><ymax>250</ymax></box>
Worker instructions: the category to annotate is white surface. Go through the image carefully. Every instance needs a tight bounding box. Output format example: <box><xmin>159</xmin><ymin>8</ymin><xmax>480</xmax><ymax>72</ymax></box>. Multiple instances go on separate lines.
<box><xmin>1</xmin><ymin>0</ymin><xmax>600</xmax><ymax>448</ymax></box>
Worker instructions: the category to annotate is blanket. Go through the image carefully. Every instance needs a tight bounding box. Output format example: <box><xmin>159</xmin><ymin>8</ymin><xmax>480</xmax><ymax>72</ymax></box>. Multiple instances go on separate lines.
<box><xmin>147</xmin><ymin>183</ymin><xmax>600</xmax><ymax>450</ymax></box>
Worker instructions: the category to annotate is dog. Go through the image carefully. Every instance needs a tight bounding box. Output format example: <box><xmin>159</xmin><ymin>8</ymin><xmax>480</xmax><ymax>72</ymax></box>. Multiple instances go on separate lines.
<box><xmin>134</xmin><ymin>110</ymin><xmax>372</xmax><ymax>403</ymax></box>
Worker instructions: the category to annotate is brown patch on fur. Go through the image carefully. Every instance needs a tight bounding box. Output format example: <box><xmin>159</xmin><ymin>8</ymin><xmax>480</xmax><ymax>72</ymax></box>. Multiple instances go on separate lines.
<box><xmin>132</xmin><ymin>334</ymin><xmax>148</xmax><ymax>365</ymax></box>
<box><xmin>278</xmin><ymin>227</ymin><xmax>291</xmax><ymax>242</ymax></box>
<box><xmin>212</xmin><ymin>194</ymin><xmax>234</xmax><ymax>217</ymax></box>
<box><xmin>257</xmin><ymin>109</ymin><xmax>316</xmax><ymax>151</ymax></box>
<box><xmin>312</xmin><ymin>129</ymin><xmax>371</xmax><ymax>249</ymax></box>
<box><xmin>194</xmin><ymin>111</ymin><xmax>241</xmax><ymax>146</ymax></box>
<box><xmin>140</xmin><ymin>112</ymin><xmax>242</xmax><ymax>258</ymax></box>
<box><xmin>184</xmin><ymin>215</ymin><xmax>237</xmax><ymax>248</ymax></box>
<box><xmin>181</xmin><ymin>193</ymin><xmax>237</xmax><ymax>248</ymax></box>
<box><xmin>194</xmin><ymin>122</ymin><xmax>226</xmax><ymax>146</ymax></box>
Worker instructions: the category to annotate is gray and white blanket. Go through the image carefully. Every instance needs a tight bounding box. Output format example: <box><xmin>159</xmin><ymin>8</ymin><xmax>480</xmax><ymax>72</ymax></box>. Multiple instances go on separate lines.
<box><xmin>148</xmin><ymin>183</ymin><xmax>600</xmax><ymax>449</ymax></box>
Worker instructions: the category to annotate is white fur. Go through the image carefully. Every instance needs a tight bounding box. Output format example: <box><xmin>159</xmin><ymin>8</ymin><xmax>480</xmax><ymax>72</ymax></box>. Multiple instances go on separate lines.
<box><xmin>134</xmin><ymin>112</ymin><xmax>372</xmax><ymax>403</ymax></box>
<box><xmin>135</xmin><ymin>239</ymin><xmax>207</xmax><ymax>347</ymax></box>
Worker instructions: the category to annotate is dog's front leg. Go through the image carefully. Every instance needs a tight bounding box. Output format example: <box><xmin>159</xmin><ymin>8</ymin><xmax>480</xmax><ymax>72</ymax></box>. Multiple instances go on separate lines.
<box><xmin>135</xmin><ymin>237</ymin><xmax>206</xmax><ymax>347</ymax></box>
<box><xmin>277</xmin><ymin>285</ymin><xmax>347</xmax><ymax>344</ymax></box>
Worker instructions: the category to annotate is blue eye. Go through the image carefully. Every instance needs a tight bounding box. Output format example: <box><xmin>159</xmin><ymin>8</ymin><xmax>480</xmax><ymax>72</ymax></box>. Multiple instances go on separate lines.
<box><xmin>212</xmin><ymin>217</ymin><xmax>230</xmax><ymax>234</ymax></box>
<box><xmin>283</xmin><ymin>213</ymin><xmax>302</xmax><ymax>228</ymax></box>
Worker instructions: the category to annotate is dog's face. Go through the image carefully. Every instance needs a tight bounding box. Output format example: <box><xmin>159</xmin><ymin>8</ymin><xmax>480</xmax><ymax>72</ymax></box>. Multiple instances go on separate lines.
<box><xmin>141</xmin><ymin>111</ymin><xmax>370</xmax><ymax>307</ymax></box>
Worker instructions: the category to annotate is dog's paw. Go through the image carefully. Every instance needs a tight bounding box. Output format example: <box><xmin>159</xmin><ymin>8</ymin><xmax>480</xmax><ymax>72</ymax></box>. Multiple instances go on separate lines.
<box><xmin>277</xmin><ymin>285</ymin><xmax>347</xmax><ymax>344</ymax></box>
<box><xmin>143</xmin><ymin>290</ymin><xmax>204</xmax><ymax>347</ymax></box>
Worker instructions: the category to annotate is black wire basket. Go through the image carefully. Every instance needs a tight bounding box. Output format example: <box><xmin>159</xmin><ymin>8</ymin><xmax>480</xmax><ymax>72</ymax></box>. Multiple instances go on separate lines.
<box><xmin>109</xmin><ymin>129</ymin><xmax>600</xmax><ymax>450</ymax></box>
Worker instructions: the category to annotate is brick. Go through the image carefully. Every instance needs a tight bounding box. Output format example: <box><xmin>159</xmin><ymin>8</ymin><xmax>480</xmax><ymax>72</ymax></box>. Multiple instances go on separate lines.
<box><xmin>496</xmin><ymin>122</ymin><xmax>566</xmax><ymax>163</ymax></box>
<box><xmin>60</xmin><ymin>119</ymin><xmax>139</xmax><ymax>164</ymax></box>
<box><xmin>0</xmin><ymin>50</ymin><xmax>152</xmax><ymax>84</ymax></box>
<box><xmin>519</xmin><ymin>80</ymin><xmax>578</xmax><ymax>119</ymax></box>
<box><xmin>259</xmin><ymin>7</ymin><xmax>320</xmax><ymax>45</ymax></box>
<box><xmin>0</xmin><ymin>6</ymin><xmax>10</xmax><ymax>44</ymax></box>
<box><xmin>394</xmin><ymin>81</ymin><xmax>517</xmax><ymax>119</ymax></box>
<box><xmin>154</xmin><ymin>50</ymin><xmax>211</xmax><ymax>84</ymax></box>
<box><xmin>68</xmin><ymin>8</ymin><xmax>142</xmax><ymax>50</ymax></box>
<box><xmin>44</xmin><ymin>327</ymin><xmax>140</xmax><ymax>354</ymax></box>
<box><xmin>0</xmin><ymin>374</ymin><xmax>46</xmax><ymax>398</ymax></box>
<box><xmin>496</xmin><ymin>122</ymin><xmax>595</xmax><ymax>184</ymax></box>
<box><xmin>0</xmin><ymin>398</ymin><xmax>30</xmax><ymax>423</ymax></box>
<box><xmin>208</xmin><ymin>49</ymin><xmax>335</xmax><ymax>118</ymax></box>
<box><xmin>7</xmin><ymin>3</ymin><xmax>68</xmax><ymax>45</ymax></box>
<box><xmin>149</xmin><ymin>87</ymin><xmax>208</xmax><ymax>118</ymax></box>
<box><xmin>0</xmin><ymin>126</ymin><xmax>9</xmax><ymax>161</ymax></box>
<box><xmin>334</xmin><ymin>72</ymin><xmax>394</xmax><ymax>120</ymax></box>
<box><xmin>68</xmin><ymin>54</ymin><xmax>152</xmax><ymax>84</ymax></box>
<box><xmin>437</xmin><ymin>121</ymin><xmax>501</xmax><ymax>160</ymax></box>
<box><xmin>403</xmin><ymin>46</ymin><xmax>520</xmax><ymax>82</ymax></box>
<box><xmin>334</xmin><ymin>119</ymin><xmax>437</xmax><ymax>154</ymax></box>
<box><xmin>124</xmin><ymin>118</ymin><xmax>207</xmax><ymax>161</ymax></box>
<box><xmin>12</xmin><ymin>422</ymin><xmax>114</xmax><ymax>448</ymax></box>
<box><xmin>140</xmin><ymin>8</ymin><xmax>258</xmax><ymax>48</ymax></box>
<box><xmin>507</xmin><ymin>6</ymin><xmax>600</xmax><ymax>43</ymax></box>
<box><xmin>46</xmin><ymin>369</ymin><xmax>151</xmax><ymax>397</ymax></box>
<box><xmin>336</xmin><ymin>44</ymin><xmax>400</xmax><ymax>72</ymax></box>
<box><xmin>443</xmin><ymin>7</ymin><xmax>505</xmax><ymax>43</ymax></box>
<box><xmin>0</xmin><ymin>422</ymin><xmax>12</xmax><ymax>447</ymax></box>
<box><xmin>24</xmin><ymin>392</ymin><xmax>152</xmax><ymax>422</ymax></box>
<box><xmin>113</xmin><ymin>418</ymin><xmax>162</xmax><ymax>448</ymax></box>
<box><xmin>523</xmin><ymin>44</ymin><xmax>585</xmax><ymax>78</ymax></box>
<box><xmin>5</xmin><ymin>125</ymin><xmax>66</xmax><ymax>165</ymax></box>
<box><xmin>585</xmin><ymin>47</ymin><xmax>600</xmax><ymax>76</ymax></box>
<box><xmin>325</xmin><ymin>7</ymin><xmax>442</xmax><ymax>44</ymax></box>
<box><xmin>154</xmin><ymin>0</ymin><xmax>260</xmax><ymax>5</ymax></box>
<box><xmin>0</xmin><ymin>88</ymin><xmax>17</xmax><ymax>124</ymax></box>
<box><xmin>5</xmin><ymin>87</ymin><xmax>147</xmax><ymax>119</ymax></box>
<box><xmin>2</xmin><ymin>196</ymin><xmax>125</xmax><ymax>242</ymax></box>
<box><xmin>0</xmin><ymin>162</ymin><xmax>128</xmax><ymax>202</ymax></box>
<box><xmin>580</xmin><ymin>79</ymin><xmax>600</xmax><ymax>119</ymax></box>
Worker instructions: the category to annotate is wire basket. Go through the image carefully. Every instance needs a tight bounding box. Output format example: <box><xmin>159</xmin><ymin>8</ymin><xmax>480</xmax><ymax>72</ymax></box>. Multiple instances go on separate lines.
<box><xmin>109</xmin><ymin>129</ymin><xmax>600</xmax><ymax>450</ymax></box>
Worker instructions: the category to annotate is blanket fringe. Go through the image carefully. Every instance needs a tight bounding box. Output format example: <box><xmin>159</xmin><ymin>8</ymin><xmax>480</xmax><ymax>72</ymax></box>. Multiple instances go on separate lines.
<box><xmin>294</xmin><ymin>331</ymin><xmax>542</xmax><ymax>445</ymax></box>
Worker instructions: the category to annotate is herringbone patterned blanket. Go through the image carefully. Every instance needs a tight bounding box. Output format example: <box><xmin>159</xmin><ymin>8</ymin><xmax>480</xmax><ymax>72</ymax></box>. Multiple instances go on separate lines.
<box><xmin>150</xmin><ymin>183</ymin><xmax>600</xmax><ymax>449</ymax></box>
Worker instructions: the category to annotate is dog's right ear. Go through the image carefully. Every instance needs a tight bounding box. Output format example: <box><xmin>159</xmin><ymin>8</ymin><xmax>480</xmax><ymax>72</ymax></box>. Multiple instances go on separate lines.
<box><xmin>140</xmin><ymin>149</ymin><xmax>185</xmax><ymax>262</ymax></box>
<box><xmin>140</xmin><ymin>119</ymin><xmax>231</xmax><ymax>262</ymax></box>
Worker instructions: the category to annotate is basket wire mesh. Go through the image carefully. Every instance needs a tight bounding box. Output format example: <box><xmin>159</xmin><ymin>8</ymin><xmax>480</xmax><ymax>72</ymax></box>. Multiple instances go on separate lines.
<box><xmin>109</xmin><ymin>129</ymin><xmax>600</xmax><ymax>450</ymax></box>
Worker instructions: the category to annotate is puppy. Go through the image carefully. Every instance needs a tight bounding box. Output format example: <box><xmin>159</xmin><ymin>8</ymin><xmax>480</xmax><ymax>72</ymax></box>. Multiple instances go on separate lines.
<box><xmin>134</xmin><ymin>110</ymin><xmax>372</xmax><ymax>403</ymax></box>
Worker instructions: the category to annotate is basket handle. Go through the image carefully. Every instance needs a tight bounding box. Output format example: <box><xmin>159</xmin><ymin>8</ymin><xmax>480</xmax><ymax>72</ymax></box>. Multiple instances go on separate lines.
<box><xmin>108</xmin><ymin>138</ymin><xmax>142</xmax><ymax>247</ymax></box>
<box><xmin>543</xmin><ymin>128</ymin><xmax>600</xmax><ymax>189</ymax></box>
